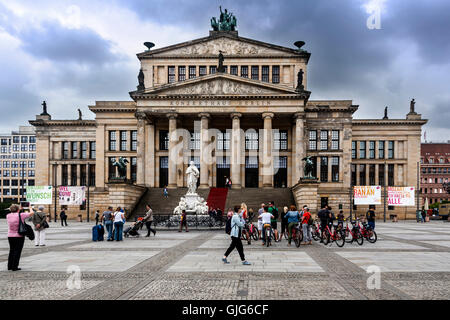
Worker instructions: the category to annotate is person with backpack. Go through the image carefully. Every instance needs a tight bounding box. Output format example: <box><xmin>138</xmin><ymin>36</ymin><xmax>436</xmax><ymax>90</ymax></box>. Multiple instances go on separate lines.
<box><xmin>95</xmin><ymin>210</ymin><xmax>100</xmax><ymax>225</ymax></box>
<box><xmin>317</xmin><ymin>205</ymin><xmax>329</xmax><ymax>243</ymax></box>
<box><xmin>223</xmin><ymin>205</ymin><xmax>251</xmax><ymax>265</ymax></box>
<box><xmin>60</xmin><ymin>208</ymin><xmax>68</xmax><ymax>226</ymax></box>
<box><xmin>268</xmin><ymin>201</ymin><xmax>279</xmax><ymax>242</ymax></box>
<box><xmin>31</xmin><ymin>205</ymin><xmax>47</xmax><ymax>247</ymax></box>
<box><xmin>285</xmin><ymin>205</ymin><xmax>300</xmax><ymax>246</ymax></box>
<box><xmin>366</xmin><ymin>206</ymin><xmax>376</xmax><ymax>230</ymax></box>
<box><xmin>301</xmin><ymin>206</ymin><xmax>313</xmax><ymax>245</ymax></box>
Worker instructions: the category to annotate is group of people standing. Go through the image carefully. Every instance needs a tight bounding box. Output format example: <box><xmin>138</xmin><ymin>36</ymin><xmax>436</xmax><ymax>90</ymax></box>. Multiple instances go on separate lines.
<box><xmin>99</xmin><ymin>206</ymin><xmax>126</xmax><ymax>241</ymax></box>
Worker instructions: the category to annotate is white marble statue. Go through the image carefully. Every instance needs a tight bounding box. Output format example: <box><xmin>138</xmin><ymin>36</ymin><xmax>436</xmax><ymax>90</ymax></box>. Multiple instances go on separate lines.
<box><xmin>186</xmin><ymin>161</ymin><xmax>200</xmax><ymax>195</ymax></box>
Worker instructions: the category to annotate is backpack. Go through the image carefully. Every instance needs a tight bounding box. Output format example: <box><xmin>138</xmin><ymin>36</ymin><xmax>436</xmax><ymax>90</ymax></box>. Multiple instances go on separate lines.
<box><xmin>225</xmin><ymin>217</ymin><xmax>232</xmax><ymax>234</ymax></box>
<box><xmin>307</xmin><ymin>213</ymin><xmax>314</xmax><ymax>226</ymax></box>
<box><xmin>272</xmin><ymin>207</ymin><xmax>279</xmax><ymax>219</ymax></box>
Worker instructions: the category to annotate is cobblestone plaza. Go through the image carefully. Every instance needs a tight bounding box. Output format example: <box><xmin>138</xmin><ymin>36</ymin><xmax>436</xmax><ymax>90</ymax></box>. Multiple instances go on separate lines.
<box><xmin>2</xmin><ymin>220</ymin><xmax>450</xmax><ymax>300</ymax></box>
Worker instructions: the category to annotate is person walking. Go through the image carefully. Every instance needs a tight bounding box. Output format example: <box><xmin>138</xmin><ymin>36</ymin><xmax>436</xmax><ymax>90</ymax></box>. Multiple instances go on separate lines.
<box><xmin>143</xmin><ymin>204</ymin><xmax>156</xmax><ymax>237</ymax></box>
<box><xmin>31</xmin><ymin>205</ymin><xmax>47</xmax><ymax>247</ymax></box>
<box><xmin>163</xmin><ymin>186</ymin><xmax>169</xmax><ymax>198</ymax></box>
<box><xmin>101</xmin><ymin>206</ymin><xmax>114</xmax><ymax>241</ymax></box>
<box><xmin>222</xmin><ymin>205</ymin><xmax>251</xmax><ymax>265</ymax></box>
<box><xmin>95</xmin><ymin>210</ymin><xmax>100</xmax><ymax>225</ymax></box>
<box><xmin>366</xmin><ymin>206</ymin><xmax>376</xmax><ymax>230</ymax></box>
<box><xmin>60</xmin><ymin>208</ymin><xmax>68</xmax><ymax>226</ymax></box>
<box><xmin>301</xmin><ymin>206</ymin><xmax>313</xmax><ymax>245</ymax></box>
<box><xmin>113</xmin><ymin>207</ymin><xmax>125</xmax><ymax>241</ymax></box>
<box><xmin>285</xmin><ymin>205</ymin><xmax>300</xmax><ymax>246</ymax></box>
<box><xmin>7</xmin><ymin>204</ymin><xmax>35</xmax><ymax>271</ymax></box>
<box><xmin>179</xmin><ymin>210</ymin><xmax>188</xmax><ymax>232</ymax></box>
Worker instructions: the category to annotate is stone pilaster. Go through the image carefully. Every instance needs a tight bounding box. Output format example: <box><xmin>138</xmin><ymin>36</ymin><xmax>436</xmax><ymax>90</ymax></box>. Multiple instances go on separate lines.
<box><xmin>95</xmin><ymin>124</ymin><xmax>105</xmax><ymax>188</ymax></box>
<box><xmin>230</xmin><ymin>112</ymin><xmax>242</xmax><ymax>189</ymax></box>
<box><xmin>294</xmin><ymin>113</ymin><xmax>305</xmax><ymax>182</ymax></box>
<box><xmin>262</xmin><ymin>112</ymin><xmax>274</xmax><ymax>188</ymax></box>
<box><xmin>167</xmin><ymin>113</ymin><xmax>178</xmax><ymax>188</ymax></box>
<box><xmin>199</xmin><ymin>112</ymin><xmax>210</xmax><ymax>189</ymax></box>
<box><xmin>145</xmin><ymin>120</ymin><xmax>155</xmax><ymax>187</ymax></box>
<box><xmin>135</xmin><ymin>112</ymin><xmax>147</xmax><ymax>186</ymax></box>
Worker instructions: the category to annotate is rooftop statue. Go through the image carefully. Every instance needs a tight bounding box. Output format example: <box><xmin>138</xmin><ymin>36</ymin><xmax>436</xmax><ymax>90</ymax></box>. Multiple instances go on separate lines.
<box><xmin>410</xmin><ymin>98</ymin><xmax>416</xmax><ymax>114</ymax></box>
<box><xmin>217</xmin><ymin>50</ymin><xmax>225</xmax><ymax>73</ymax></box>
<box><xmin>383</xmin><ymin>106</ymin><xmax>388</xmax><ymax>119</ymax></box>
<box><xmin>40</xmin><ymin>100</ymin><xmax>49</xmax><ymax>116</ymax></box>
<box><xmin>77</xmin><ymin>108</ymin><xmax>82</xmax><ymax>120</ymax></box>
<box><xmin>211</xmin><ymin>6</ymin><xmax>237</xmax><ymax>31</ymax></box>
<box><xmin>137</xmin><ymin>69</ymin><xmax>145</xmax><ymax>91</ymax></box>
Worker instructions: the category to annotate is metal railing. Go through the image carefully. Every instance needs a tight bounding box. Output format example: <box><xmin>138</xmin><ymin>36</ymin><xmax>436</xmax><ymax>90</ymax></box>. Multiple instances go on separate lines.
<box><xmin>134</xmin><ymin>213</ymin><xmax>226</xmax><ymax>229</ymax></box>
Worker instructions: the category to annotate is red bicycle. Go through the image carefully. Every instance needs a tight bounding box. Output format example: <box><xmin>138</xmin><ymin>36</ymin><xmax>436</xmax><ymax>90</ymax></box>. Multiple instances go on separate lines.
<box><xmin>344</xmin><ymin>219</ymin><xmax>364</xmax><ymax>245</ymax></box>
<box><xmin>311</xmin><ymin>219</ymin><xmax>321</xmax><ymax>241</ymax></box>
<box><xmin>289</xmin><ymin>223</ymin><xmax>303</xmax><ymax>247</ymax></box>
<box><xmin>359</xmin><ymin>221</ymin><xmax>377</xmax><ymax>243</ymax></box>
<box><xmin>322</xmin><ymin>223</ymin><xmax>345</xmax><ymax>247</ymax></box>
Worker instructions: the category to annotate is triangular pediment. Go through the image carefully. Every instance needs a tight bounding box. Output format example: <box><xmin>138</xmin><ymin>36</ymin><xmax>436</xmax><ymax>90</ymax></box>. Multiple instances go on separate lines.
<box><xmin>138</xmin><ymin>33</ymin><xmax>307</xmax><ymax>58</ymax></box>
<box><xmin>139</xmin><ymin>73</ymin><xmax>300</xmax><ymax>96</ymax></box>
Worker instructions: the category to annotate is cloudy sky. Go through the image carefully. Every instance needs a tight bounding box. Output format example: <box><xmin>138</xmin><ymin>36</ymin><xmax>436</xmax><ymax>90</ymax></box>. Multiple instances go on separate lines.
<box><xmin>0</xmin><ymin>0</ymin><xmax>449</xmax><ymax>141</ymax></box>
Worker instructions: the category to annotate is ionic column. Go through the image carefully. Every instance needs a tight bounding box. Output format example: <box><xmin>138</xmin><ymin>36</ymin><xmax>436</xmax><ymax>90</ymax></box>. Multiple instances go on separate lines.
<box><xmin>167</xmin><ymin>113</ymin><xmax>178</xmax><ymax>188</ymax></box>
<box><xmin>293</xmin><ymin>113</ymin><xmax>305</xmax><ymax>182</ymax></box>
<box><xmin>199</xmin><ymin>113</ymin><xmax>210</xmax><ymax>189</ymax></box>
<box><xmin>230</xmin><ymin>113</ymin><xmax>242</xmax><ymax>189</ymax></box>
<box><xmin>262</xmin><ymin>112</ymin><xmax>274</xmax><ymax>188</ymax></box>
<box><xmin>135</xmin><ymin>112</ymin><xmax>147</xmax><ymax>186</ymax></box>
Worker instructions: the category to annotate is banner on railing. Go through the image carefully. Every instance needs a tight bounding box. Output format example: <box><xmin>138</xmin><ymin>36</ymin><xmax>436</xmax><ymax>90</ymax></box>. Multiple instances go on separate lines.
<box><xmin>26</xmin><ymin>186</ymin><xmax>53</xmax><ymax>204</ymax></box>
<box><xmin>58</xmin><ymin>186</ymin><xmax>86</xmax><ymax>205</ymax></box>
<box><xmin>353</xmin><ymin>186</ymin><xmax>382</xmax><ymax>205</ymax></box>
<box><xmin>388</xmin><ymin>187</ymin><xmax>415</xmax><ymax>206</ymax></box>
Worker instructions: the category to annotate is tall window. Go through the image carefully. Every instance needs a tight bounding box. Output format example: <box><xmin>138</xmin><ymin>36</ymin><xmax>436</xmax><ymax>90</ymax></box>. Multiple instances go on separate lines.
<box><xmin>309</xmin><ymin>130</ymin><xmax>317</xmax><ymax>150</ymax></box>
<box><xmin>63</xmin><ymin>142</ymin><xmax>69</xmax><ymax>159</ymax></box>
<box><xmin>120</xmin><ymin>131</ymin><xmax>127</xmax><ymax>151</ymax></box>
<box><xmin>388</xmin><ymin>164</ymin><xmax>394</xmax><ymax>186</ymax></box>
<box><xmin>71</xmin><ymin>142</ymin><xmax>78</xmax><ymax>159</ymax></box>
<box><xmin>262</xmin><ymin>66</ymin><xmax>269</xmax><ymax>82</ymax></box>
<box><xmin>320</xmin><ymin>130</ymin><xmax>328</xmax><ymax>150</ymax></box>
<box><xmin>80</xmin><ymin>165</ymin><xmax>87</xmax><ymax>186</ymax></box>
<box><xmin>178</xmin><ymin>66</ymin><xmax>186</xmax><ymax>81</ymax></box>
<box><xmin>369</xmin><ymin>164</ymin><xmax>376</xmax><ymax>185</ymax></box>
<box><xmin>352</xmin><ymin>141</ymin><xmax>356</xmax><ymax>159</ymax></box>
<box><xmin>209</xmin><ymin>66</ymin><xmax>217</xmax><ymax>74</ymax></box>
<box><xmin>188</xmin><ymin>66</ymin><xmax>196</xmax><ymax>79</ymax></box>
<box><xmin>109</xmin><ymin>131</ymin><xmax>116</xmax><ymax>151</ymax></box>
<box><xmin>88</xmin><ymin>164</ymin><xmax>95</xmax><ymax>186</ymax></box>
<box><xmin>199</xmin><ymin>66</ymin><xmax>207</xmax><ymax>76</ymax></box>
<box><xmin>131</xmin><ymin>131</ymin><xmax>137</xmax><ymax>151</ymax></box>
<box><xmin>30</xmin><ymin>136</ymin><xmax>36</xmax><ymax>143</ymax></box>
<box><xmin>272</xmin><ymin>66</ymin><xmax>280</xmax><ymax>83</ymax></box>
<box><xmin>388</xmin><ymin>141</ymin><xmax>394</xmax><ymax>159</ymax></box>
<box><xmin>245</xmin><ymin>131</ymin><xmax>259</xmax><ymax>150</ymax></box>
<box><xmin>71</xmin><ymin>164</ymin><xmax>77</xmax><ymax>186</ymax></box>
<box><xmin>331</xmin><ymin>130</ymin><xmax>339</xmax><ymax>150</ymax></box>
<box><xmin>241</xmin><ymin>66</ymin><xmax>248</xmax><ymax>78</ymax></box>
<box><xmin>90</xmin><ymin>142</ymin><xmax>96</xmax><ymax>159</ymax></box>
<box><xmin>359</xmin><ymin>164</ymin><xmax>366</xmax><ymax>185</ymax></box>
<box><xmin>230</xmin><ymin>66</ymin><xmax>238</xmax><ymax>76</ymax></box>
<box><xmin>273</xmin><ymin>130</ymin><xmax>288</xmax><ymax>150</ymax></box>
<box><xmin>81</xmin><ymin>142</ymin><xmax>87</xmax><ymax>159</ymax></box>
<box><xmin>351</xmin><ymin>164</ymin><xmax>357</xmax><ymax>186</ymax></box>
<box><xmin>359</xmin><ymin>141</ymin><xmax>366</xmax><ymax>159</ymax></box>
<box><xmin>332</xmin><ymin>157</ymin><xmax>339</xmax><ymax>182</ymax></box>
<box><xmin>320</xmin><ymin>157</ymin><xmax>328</xmax><ymax>182</ymax></box>
<box><xmin>251</xmin><ymin>66</ymin><xmax>259</xmax><ymax>80</ymax></box>
<box><xmin>159</xmin><ymin>130</ymin><xmax>169</xmax><ymax>150</ymax></box>
<box><xmin>217</xmin><ymin>131</ymin><xmax>230</xmax><ymax>150</ymax></box>
<box><xmin>168</xmin><ymin>66</ymin><xmax>175</xmax><ymax>83</ymax></box>
<box><xmin>379</xmin><ymin>141</ymin><xmax>385</xmax><ymax>159</ymax></box>
<box><xmin>189</xmin><ymin>132</ymin><xmax>200</xmax><ymax>150</ymax></box>
<box><xmin>369</xmin><ymin>141</ymin><xmax>375</xmax><ymax>159</ymax></box>
<box><xmin>62</xmin><ymin>165</ymin><xmax>68</xmax><ymax>185</ymax></box>
<box><xmin>21</xmin><ymin>136</ymin><xmax>28</xmax><ymax>143</ymax></box>
<box><xmin>131</xmin><ymin>157</ymin><xmax>137</xmax><ymax>182</ymax></box>
<box><xmin>109</xmin><ymin>157</ymin><xmax>116</xmax><ymax>179</ymax></box>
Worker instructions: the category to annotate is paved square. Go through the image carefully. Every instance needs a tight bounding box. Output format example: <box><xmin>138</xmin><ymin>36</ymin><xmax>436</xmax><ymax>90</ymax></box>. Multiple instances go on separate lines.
<box><xmin>1</xmin><ymin>220</ymin><xmax>450</xmax><ymax>300</ymax></box>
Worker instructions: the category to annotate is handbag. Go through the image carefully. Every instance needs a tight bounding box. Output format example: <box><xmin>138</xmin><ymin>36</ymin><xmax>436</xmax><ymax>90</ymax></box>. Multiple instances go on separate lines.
<box><xmin>42</xmin><ymin>220</ymin><xmax>49</xmax><ymax>229</ymax></box>
<box><xmin>18</xmin><ymin>212</ymin><xmax>35</xmax><ymax>240</ymax></box>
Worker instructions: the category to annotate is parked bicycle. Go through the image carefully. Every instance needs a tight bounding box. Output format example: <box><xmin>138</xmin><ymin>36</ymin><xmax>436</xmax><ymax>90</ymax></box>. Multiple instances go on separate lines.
<box><xmin>359</xmin><ymin>220</ymin><xmax>377</xmax><ymax>243</ymax></box>
<box><xmin>344</xmin><ymin>219</ymin><xmax>364</xmax><ymax>245</ymax></box>
<box><xmin>322</xmin><ymin>222</ymin><xmax>345</xmax><ymax>247</ymax></box>
<box><xmin>262</xmin><ymin>223</ymin><xmax>273</xmax><ymax>247</ymax></box>
<box><xmin>311</xmin><ymin>219</ymin><xmax>321</xmax><ymax>241</ymax></box>
<box><xmin>290</xmin><ymin>222</ymin><xmax>303</xmax><ymax>247</ymax></box>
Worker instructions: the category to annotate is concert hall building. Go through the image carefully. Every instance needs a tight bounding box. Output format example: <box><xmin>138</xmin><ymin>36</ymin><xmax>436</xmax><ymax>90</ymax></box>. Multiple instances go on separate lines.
<box><xmin>30</xmin><ymin>21</ymin><xmax>427</xmax><ymax>220</ymax></box>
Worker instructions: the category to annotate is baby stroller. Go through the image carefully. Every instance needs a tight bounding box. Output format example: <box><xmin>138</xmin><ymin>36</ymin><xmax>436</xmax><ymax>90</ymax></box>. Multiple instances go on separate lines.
<box><xmin>124</xmin><ymin>220</ymin><xmax>144</xmax><ymax>238</ymax></box>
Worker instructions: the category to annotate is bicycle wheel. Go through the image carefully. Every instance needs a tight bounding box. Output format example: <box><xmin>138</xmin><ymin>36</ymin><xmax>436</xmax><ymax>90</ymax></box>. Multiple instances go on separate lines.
<box><xmin>323</xmin><ymin>231</ymin><xmax>330</xmax><ymax>245</ymax></box>
<box><xmin>311</xmin><ymin>227</ymin><xmax>319</xmax><ymax>241</ymax></box>
<box><xmin>356</xmin><ymin>231</ymin><xmax>364</xmax><ymax>245</ymax></box>
<box><xmin>367</xmin><ymin>230</ymin><xmax>377</xmax><ymax>243</ymax></box>
<box><xmin>344</xmin><ymin>229</ymin><xmax>353</xmax><ymax>243</ymax></box>
<box><xmin>298</xmin><ymin>228</ymin><xmax>303</xmax><ymax>243</ymax></box>
<box><xmin>266</xmin><ymin>229</ymin><xmax>271</xmax><ymax>247</ymax></box>
<box><xmin>335</xmin><ymin>231</ymin><xmax>345</xmax><ymax>247</ymax></box>
<box><xmin>252</xmin><ymin>228</ymin><xmax>259</xmax><ymax>241</ymax></box>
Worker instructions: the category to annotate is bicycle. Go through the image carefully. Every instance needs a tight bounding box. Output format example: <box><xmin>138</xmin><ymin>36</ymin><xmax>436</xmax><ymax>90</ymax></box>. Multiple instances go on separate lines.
<box><xmin>344</xmin><ymin>219</ymin><xmax>364</xmax><ymax>245</ymax></box>
<box><xmin>322</xmin><ymin>223</ymin><xmax>345</xmax><ymax>247</ymax></box>
<box><xmin>311</xmin><ymin>219</ymin><xmax>321</xmax><ymax>241</ymax></box>
<box><xmin>262</xmin><ymin>223</ymin><xmax>273</xmax><ymax>247</ymax></box>
<box><xmin>359</xmin><ymin>221</ymin><xmax>377</xmax><ymax>243</ymax></box>
<box><xmin>289</xmin><ymin>222</ymin><xmax>303</xmax><ymax>247</ymax></box>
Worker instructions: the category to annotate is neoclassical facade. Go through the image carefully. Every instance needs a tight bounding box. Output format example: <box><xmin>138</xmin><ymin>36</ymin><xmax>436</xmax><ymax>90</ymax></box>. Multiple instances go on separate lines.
<box><xmin>30</xmin><ymin>28</ymin><xmax>426</xmax><ymax>219</ymax></box>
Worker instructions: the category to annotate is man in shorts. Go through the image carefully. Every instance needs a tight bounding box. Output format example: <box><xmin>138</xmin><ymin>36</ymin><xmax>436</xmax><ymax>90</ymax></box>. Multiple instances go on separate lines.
<box><xmin>258</xmin><ymin>206</ymin><xmax>274</xmax><ymax>245</ymax></box>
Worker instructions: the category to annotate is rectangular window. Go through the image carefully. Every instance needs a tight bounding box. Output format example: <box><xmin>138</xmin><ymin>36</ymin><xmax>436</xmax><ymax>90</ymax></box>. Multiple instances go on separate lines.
<box><xmin>199</xmin><ymin>66</ymin><xmax>207</xmax><ymax>76</ymax></box>
<box><xmin>109</xmin><ymin>131</ymin><xmax>116</xmax><ymax>151</ymax></box>
<box><xmin>108</xmin><ymin>158</ymin><xmax>116</xmax><ymax>179</ymax></box>
<box><xmin>13</xmin><ymin>136</ymin><xmax>19</xmax><ymax>143</ymax></box>
<box><xmin>251</xmin><ymin>66</ymin><xmax>259</xmax><ymax>80</ymax></box>
<box><xmin>62</xmin><ymin>165</ymin><xmax>68</xmax><ymax>185</ymax></box>
<box><xmin>351</xmin><ymin>164</ymin><xmax>357</xmax><ymax>186</ymax></box>
<box><xmin>29</xmin><ymin>144</ymin><xmax>36</xmax><ymax>151</ymax></box>
<box><xmin>223</xmin><ymin>66</ymin><xmax>228</xmax><ymax>73</ymax></box>
<box><xmin>71</xmin><ymin>165</ymin><xmax>77</xmax><ymax>186</ymax></box>
<box><xmin>331</xmin><ymin>157</ymin><xmax>339</xmax><ymax>182</ymax></box>
<box><xmin>216</xmin><ymin>156</ymin><xmax>230</xmax><ymax>168</ymax></box>
<box><xmin>230</xmin><ymin>66</ymin><xmax>238</xmax><ymax>76</ymax></box>
<box><xmin>90</xmin><ymin>142</ymin><xmax>96</xmax><ymax>159</ymax></box>
<box><xmin>19</xmin><ymin>161</ymin><xmax>26</xmax><ymax>168</ymax></box>
<box><xmin>379</xmin><ymin>164</ymin><xmax>385</xmax><ymax>186</ymax></box>
<box><xmin>71</xmin><ymin>142</ymin><xmax>78</xmax><ymax>159</ymax></box>
<box><xmin>320</xmin><ymin>130</ymin><xmax>328</xmax><ymax>150</ymax></box>
<box><xmin>388</xmin><ymin>164</ymin><xmax>394</xmax><ymax>186</ymax></box>
<box><xmin>388</xmin><ymin>141</ymin><xmax>394</xmax><ymax>159</ymax></box>
<box><xmin>159</xmin><ymin>130</ymin><xmax>169</xmax><ymax>150</ymax></box>
<box><xmin>29</xmin><ymin>153</ymin><xmax>36</xmax><ymax>159</ymax></box>
<box><xmin>241</xmin><ymin>66</ymin><xmax>248</xmax><ymax>78</ymax></box>
<box><xmin>273</xmin><ymin>130</ymin><xmax>288</xmax><ymax>150</ymax></box>
<box><xmin>189</xmin><ymin>132</ymin><xmax>200</xmax><ymax>150</ymax></box>
<box><xmin>359</xmin><ymin>164</ymin><xmax>366</xmax><ymax>185</ymax></box>
<box><xmin>120</xmin><ymin>131</ymin><xmax>127</xmax><ymax>151</ymax></box>
<box><xmin>29</xmin><ymin>136</ymin><xmax>36</xmax><ymax>143</ymax></box>
<box><xmin>359</xmin><ymin>141</ymin><xmax>366</xmax><ymax>159</ymax></box>
<box><xmin>352</xmin><ymin>141</ymin><xmax>356</xmax><ymax>159</ymax></box>
<box><xmin>379</xmin><ymin>141</ymin><xmax>385</xmax><ymax>159</ymax></box>
<box><xmin>209</xmin><ymin>66</ymin><xmax>217</xmax><ymax>74</ymax></box>
<box><xmin>309</xmin><ymin>130</ymin><xmax>317</xmax><ymax>150</ymax></box>
<box><xmin>21</xmin><ymin>136</ymin><xmax>28</xmax><ymax>143</ymax></box>
<box><xmin>217</xmin><ymin>131</ymin><xmax>230</xmax><ymax>150</ymax></box>
<box><xmin>168</xmin><ymin>66</ymin><xmax>175</xmax><ymax>83</ymax></box>
<box><xmin>81</xmin><ymin>142</ymin><xmax>87</xmax><ymax>159</ymax></box>
<box><xmin>369</xmin><ymin>164</ymin><xmax>376</xmax><ymax>185</ymax></box>
<box><xmin>80</xmin><ymin>165</ymin><xmax>87</xmax><ymax>186</ymax></box>
<box><xmin>131</xmin><ymin>130</ymin><xmax>137</xmax><ymax>151</ymax></box>
<box><xmin>331</xmin><ymin>130</ymin><xmax>339</xmax><ymax>150</ymax></box>
<box><xmin>369</xmin><ymin>141</ymin><xmax>375</xmax><ymax>159</ymax></box>
<box><xmin>178</xmin><ymin>66</ymin><xmax>186</xmax><ymax>81</ymax></box>
<box><xmin>320</xmin><ymin>157</ymin><xmax>328</xmax><ymax>182</ymax></box>
<box><xmin>88</xmin><ymin>164</ymin><xmax>95</xmax><ymax>186</ymax></box>
<box><xmin>3</xmin><ymin>170</ymin><xmax>9</xmax><ymax>177</ymax></box>
<box><xmin>131</xmin><ymin>157</ymin><xmax>137</xmax><ymax>182</ymax></box>
<box><xmin>12</xmin><ymin>161</ymin><xmax>18</xmax><ymax>168</ymax></box>
<box><xmin>188</xmin><ymin>66</ymin><xmax>196</xmax><ymax>79</ymax></box>
<box><xmin>28</xmin><ymin>161</ymin><xmax>35</xmax><ymax>168</ymax></box>
<box><xmin>245</xmin><ymin>131</ymin><xmax>259</xmax><ymax>150</ymax></box>
<box><xmin>261</xmin><ymin>66</ymin><xmax>269</xmax><ymax>82</ymax></box>
<box><xmin>13</xmin><ymin>145</ymin><xmax>19</xmax><ymax>151</ymax></box>
<box><xmin>21</xmin><ymin>145</ymin><xmax>27</xmax><ymax>151</ymax></box>
<box><xmin>272</xmin><ymin>66</ymin><xmax>280</xmax><ymax>83</ymax></box>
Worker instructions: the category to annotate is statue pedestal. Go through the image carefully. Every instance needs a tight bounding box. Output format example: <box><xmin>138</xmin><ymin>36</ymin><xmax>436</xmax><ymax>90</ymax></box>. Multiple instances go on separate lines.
<box><xmin>292</xmin><ymin>178</ymin><xmax>319</xmax><ymax>214</ymax></box>
<box><xmin>174</xmin><ymin>192</ymin><xmax>209</xmax><ymax>215</ymax></box>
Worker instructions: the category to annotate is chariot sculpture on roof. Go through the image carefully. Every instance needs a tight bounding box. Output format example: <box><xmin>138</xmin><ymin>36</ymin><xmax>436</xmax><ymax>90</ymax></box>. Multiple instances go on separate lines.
<box><xmin>211</xmin><ymin>6</ymin><xmax>237</xmax><ymax>31</ymax></box>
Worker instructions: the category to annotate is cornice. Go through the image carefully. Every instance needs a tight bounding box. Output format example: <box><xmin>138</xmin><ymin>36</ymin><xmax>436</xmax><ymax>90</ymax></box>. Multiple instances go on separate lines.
<box><xmin>29</xmin><ymin>120</ymin><xmax>97</xmax><ymax>127</ymax></box>
<box><xmin>352</xmin><ymin>119</ymin><xmax>428</xmax><ymax>126</ymax></box>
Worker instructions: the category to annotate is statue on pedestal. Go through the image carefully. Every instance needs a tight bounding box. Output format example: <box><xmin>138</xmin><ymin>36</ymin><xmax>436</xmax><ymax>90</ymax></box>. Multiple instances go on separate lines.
<box><xmin>383</xmin><ymin>106</ymin><xmax>388</xmax><ymax>119</ymax></box>
<box><xmin>296</xmin><ymin>69</ymin><xmax>304</xmax><ymax>91</ymax></box>
<box><xmin>217</xmin><ymin>50</ymin><xmax>225</xmax><ymax>73</ymax></box>
<box><xmin>112</xmin><ymin>157</ymin><xmax>129</xmax><ymax>179</ymax></box>
<box><xmin>41</xmin><ymin>101</ymin><xmax>49</xmax><ymax>115</ymax></box>
<box><xmin>210</xmin><ymin>6</ymin><xmax>237</xmax><ymax>31</ymax></box>
<box><xmin>186</xmin><ymin>161</ymin><xmax>200</xmax><ymax>195</ymax></box>
<box><xmin>78</xmin><ymin>108</ymin><xmax>82</xmax><ymax>120</ymax></box>
<box><xmin>137</xmin><ymin>69</ymin><xmax>145</xmax><ymax>91</ymax></box>
<box><xmin>410</xmin><ymin>98</ymin><xmax>416</xmax><ymax>114</ymax></box>
<box><xmin>302</xmin><ymin>156</ymin><xmax>315</xmax><ymax>179</ymax></box>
